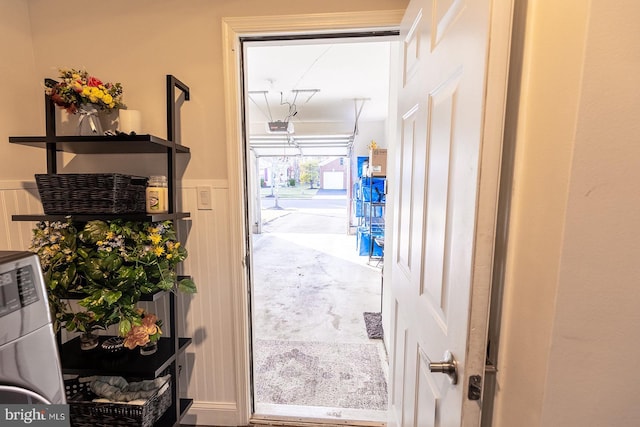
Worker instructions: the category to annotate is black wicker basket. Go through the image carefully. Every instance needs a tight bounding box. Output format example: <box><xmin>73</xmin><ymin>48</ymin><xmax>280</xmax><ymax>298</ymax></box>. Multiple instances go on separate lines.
<box><xmin>35</xmin><ymin>174</ymin><xmax>148</xmax><ymax>215</ymax></box>
<box><xmin>64</xmin><ymin>375</ymin><xmax>171</xmax><ymax>427</ymax></box>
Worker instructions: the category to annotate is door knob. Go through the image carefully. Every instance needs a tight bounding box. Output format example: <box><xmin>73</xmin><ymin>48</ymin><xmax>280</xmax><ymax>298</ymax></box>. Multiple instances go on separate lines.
<box><xmin>428</xmin><ymin>350</ymin><xmax>458</xmax><ymax>384</ymax></box>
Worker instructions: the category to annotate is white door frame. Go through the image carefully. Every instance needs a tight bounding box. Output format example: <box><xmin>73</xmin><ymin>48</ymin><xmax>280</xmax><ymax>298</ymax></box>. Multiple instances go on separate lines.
<box><xmin>221</xmin><ymin>11</ymin><xmax>405</xmax><ymax>424</ymax></box>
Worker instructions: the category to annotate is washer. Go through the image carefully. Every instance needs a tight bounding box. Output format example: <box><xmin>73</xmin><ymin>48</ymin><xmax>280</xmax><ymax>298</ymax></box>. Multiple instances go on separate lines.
<box><xmin>0</xmin><ymin>251</ymin><xmax>66</xmax><ymax>404</ymax></box>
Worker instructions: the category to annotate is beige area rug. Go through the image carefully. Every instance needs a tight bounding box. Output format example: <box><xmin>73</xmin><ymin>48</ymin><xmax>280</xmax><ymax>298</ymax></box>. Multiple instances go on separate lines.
<box><xmin>253</xmin><ymin>340</ymin><xmax>388</xmax><ymax>410</ymax></box>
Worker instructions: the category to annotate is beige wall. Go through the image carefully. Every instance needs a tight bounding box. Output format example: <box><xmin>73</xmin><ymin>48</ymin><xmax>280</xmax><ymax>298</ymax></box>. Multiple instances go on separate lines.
<box><xmin>0</xmin><ymin>0</ymin><xmax>46</xmax><ymax>179</ymax></box>
<box><xmin>495</xmin><ymin>0</ymin><xmax>640</xmax><ymax>426</ymax></box>
<box><xmin>3</xmin><ymin>0</ymin><xmax>406</xmax><ymax>181</ymax></box>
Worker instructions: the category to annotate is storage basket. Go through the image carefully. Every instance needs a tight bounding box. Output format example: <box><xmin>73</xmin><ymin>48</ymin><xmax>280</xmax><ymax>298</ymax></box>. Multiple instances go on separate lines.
<box><xmin>64</xmin><ymin>375</ymin><xmax>171</xmax><ymax>427</ymax></box>
<box><xmin>35</xmin><ymin>174</ymin><xmax>148</xmax><ymax>214</ymax></box>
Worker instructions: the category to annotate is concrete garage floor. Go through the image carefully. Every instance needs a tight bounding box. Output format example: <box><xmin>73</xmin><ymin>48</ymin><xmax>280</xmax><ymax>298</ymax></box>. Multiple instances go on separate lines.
<box><xmin>251</xmin><ymin>193</ymin><xmax>388</xmax><ymax>423</ymax></box>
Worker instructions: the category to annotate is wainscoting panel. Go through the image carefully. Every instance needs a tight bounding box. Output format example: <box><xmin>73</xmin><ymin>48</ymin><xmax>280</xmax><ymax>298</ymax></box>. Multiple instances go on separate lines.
<box><xmin>178</xmin><ymin>180</ymin><xmax>240</xmax><ymax>412</ymax></box>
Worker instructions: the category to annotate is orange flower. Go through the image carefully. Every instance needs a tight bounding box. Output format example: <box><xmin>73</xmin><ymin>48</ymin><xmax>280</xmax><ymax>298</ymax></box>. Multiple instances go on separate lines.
<box><xmin>123</xmin><ymin>325</ymin><xmax>150</xmax><ymax>349</ymax></box>
<box><xmin>123</xmin><ymin>311</ymin><xmax>162</xmax><ymax>349</ymax></box>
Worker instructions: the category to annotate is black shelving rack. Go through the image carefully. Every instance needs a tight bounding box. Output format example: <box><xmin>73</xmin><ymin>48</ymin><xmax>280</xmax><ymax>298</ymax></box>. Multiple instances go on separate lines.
<box><xmin>10</xmin><ymin>75</ymin><xmax>194</xmax><ymax>426</ymax></box>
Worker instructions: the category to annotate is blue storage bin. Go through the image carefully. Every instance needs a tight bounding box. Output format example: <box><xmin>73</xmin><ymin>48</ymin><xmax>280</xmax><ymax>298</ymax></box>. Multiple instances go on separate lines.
<box><xmin>357</xmin><ymin>156</ymin><xmax>369</xmax><ymax>178</ymax></box>
<box><xmin>360</xmin><ymin>177</ymin><xmax>386</xmax><ymax>202</ymax></box>
<box><xmin>354</xmin><ymin>200</ymin><xmax>364</xmax><ymax>217</ymax></box>
<box><xmin>357</xmin><ymin>227</ymin><xmax>384</xmax><ymax>257</ymax></box>
<box><xmin>362</xmin><ymin>202</ymin><xmax>384</xmax><ymax>218</ymax></box>
<box><xmin>353</xmin><ymin>182</ymin><xmax>362</xmax><ymax>201</ymax></box>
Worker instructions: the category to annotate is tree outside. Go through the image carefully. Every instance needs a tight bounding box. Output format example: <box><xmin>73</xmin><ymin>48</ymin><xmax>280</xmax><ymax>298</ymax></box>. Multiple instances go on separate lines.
<box><xmin>300</xmin><ymin>159</ymin><xmax>320</xmax><ymax>189</ymax></box>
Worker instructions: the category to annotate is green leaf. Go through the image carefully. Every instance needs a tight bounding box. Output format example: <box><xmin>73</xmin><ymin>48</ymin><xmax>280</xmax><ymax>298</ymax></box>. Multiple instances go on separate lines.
<box><xmin>178</xmin><ymin>278</ymin><xmax>197</xmax><ymax>294</ymax></box>
<box><xmin>76</xmin><ymin>248</ymin><xmax>89</xmax><ymax>259</ymax></box>
<box><xmin>82</xmin><ymin>220</ymin><xmax>109</xmax><ymax>242</ymax></box>
<box><xmin>119</xmin><ymin>318</ymin><xmax>132</xmax><ymax>336</ymax></box>
<box><xmin>59</xmin><ymin>263</ymin><xmax>76</xmax><ymax>288</ymax></box>
<box><xmin>66</xmin><ymin>320</ymin><xmax>77</xmax><ymax>332</ymax></box>
<box><xmin>85</xmin><ymin>258</ymin><xmax>104</xmax><ymax>281</ymax></box>
<box><xmin>104</xmin><ymin>290</ymin><xmax>123</xmax><ymax>305</ymax></box>
<box><xmin>157</xmin><ymin>278</ymin><xmax>174</xmax><ymax>291</ymax></box>
<box><xmin>103</xmin><ymin>253</ymin><xmax>122</xmax><ymax>271</ymax></box>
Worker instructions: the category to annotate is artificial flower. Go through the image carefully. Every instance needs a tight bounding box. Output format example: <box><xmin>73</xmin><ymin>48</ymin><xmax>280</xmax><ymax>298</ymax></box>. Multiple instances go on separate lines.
<box><xmin>45</xmin><ymin>68</ymin><xmax>125</xmax><ymax>114</ymax></box>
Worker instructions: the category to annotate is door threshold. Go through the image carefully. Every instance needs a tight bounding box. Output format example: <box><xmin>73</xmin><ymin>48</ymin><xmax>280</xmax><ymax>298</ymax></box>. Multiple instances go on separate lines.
<box><xmin>252</xmin><ymin>403</ymin><xmax>388</xmax><ymax>426</ymax></box>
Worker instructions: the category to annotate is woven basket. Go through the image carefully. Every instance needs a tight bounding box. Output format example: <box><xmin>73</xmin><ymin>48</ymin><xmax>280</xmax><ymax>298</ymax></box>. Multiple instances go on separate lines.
<box><xmin>65</xmin><ymin>376</ymin><xmax>171</xmax><ymax>427</ymax></box>
<box><xmin>35</xmin><ymin>174</ymin><xmax>148</xmax><ymax>215</ymax></box>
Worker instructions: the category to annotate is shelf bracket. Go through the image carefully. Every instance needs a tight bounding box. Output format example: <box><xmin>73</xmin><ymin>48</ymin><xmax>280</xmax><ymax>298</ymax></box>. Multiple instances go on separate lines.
<box><xmin>44</xmin><ymin>78</ymin><xmax>58</xmax><ymax>174</ymax></box>
<box><xmin>166</xmin><ymin>75</ymin><xmax>190</xmax><ymax>144</ymax></box>
<box><xmin>166</xmin><ymin>75</ymin><xmax>190</xmax><ymax>214</ymax></box>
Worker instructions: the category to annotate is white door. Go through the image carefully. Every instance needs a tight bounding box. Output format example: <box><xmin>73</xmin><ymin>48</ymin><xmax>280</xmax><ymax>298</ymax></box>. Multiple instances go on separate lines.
<box><xmin>323</xmin><ymin>171</ymin><xmax>344</xmax><ymax>190</ymax></box>
<box><xmin>388</xmin><ymin>0</ymin><xmax>511</xmax><ymax>425</ymax></box>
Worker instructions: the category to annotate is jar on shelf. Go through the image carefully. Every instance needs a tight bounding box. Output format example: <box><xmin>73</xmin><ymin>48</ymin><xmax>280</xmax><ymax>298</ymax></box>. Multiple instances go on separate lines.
<box><xmin>146</xmin><ymin>175</ymin><xmax>168</xmax><ymax>213</ymax></box>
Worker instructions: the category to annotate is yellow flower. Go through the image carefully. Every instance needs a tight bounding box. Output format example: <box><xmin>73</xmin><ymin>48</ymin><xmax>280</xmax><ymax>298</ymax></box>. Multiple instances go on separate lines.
<box><xmin>103</xmin><ymin>94</ymin><xmax>113</xmax><ymax>104</ymax></box>
<box><xmin>153</xmin><ymin>246</ymin><xmax>165</xmax><ymax>257</ymax></box>
<box><xmin>149</xmin><ymin>233</ymin><xmax>162</xmax><ymax>245</ymax></box>
<box><xmin>106</xmin><ymin>231</ymin><xmax>115</xmax><ymax>240</ymax></box>
<box><xmin>166</xmin><ymin>254</ymin><xmax>173</xmax><ymax>260</ymax></box>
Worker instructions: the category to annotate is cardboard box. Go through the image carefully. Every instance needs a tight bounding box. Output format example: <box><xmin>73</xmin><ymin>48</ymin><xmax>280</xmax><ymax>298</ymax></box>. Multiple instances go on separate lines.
<box><xmin>369</xmin><ymin>149</ymin><xmax>387</xmax><ymax>177</ymax></box>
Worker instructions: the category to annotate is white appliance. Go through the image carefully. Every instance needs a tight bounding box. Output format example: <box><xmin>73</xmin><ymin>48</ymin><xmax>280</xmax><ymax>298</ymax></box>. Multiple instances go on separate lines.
<box><xmin>0</xmin><ymin>251</ymin><xmax>66</xmax><ymax>404</ymax></box>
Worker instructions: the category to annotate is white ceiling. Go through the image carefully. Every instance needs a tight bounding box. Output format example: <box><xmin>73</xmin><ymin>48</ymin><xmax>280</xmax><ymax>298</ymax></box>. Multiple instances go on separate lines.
<box><xmin>245</xmin><ymin>39</ymin><xmax>393</xmax><ymax>157</ymax></box>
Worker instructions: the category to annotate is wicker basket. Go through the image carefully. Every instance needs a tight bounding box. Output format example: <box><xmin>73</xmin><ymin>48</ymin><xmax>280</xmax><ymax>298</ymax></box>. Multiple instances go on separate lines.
<box><xmin>35</xmin><ymin>174</ymin><xmax>148</xmax><ymax>214</ymax></box>
<box><xmin>65</xmin><ymin>375</ymin><xmax>171</xmax><ymax>427</ymax></box>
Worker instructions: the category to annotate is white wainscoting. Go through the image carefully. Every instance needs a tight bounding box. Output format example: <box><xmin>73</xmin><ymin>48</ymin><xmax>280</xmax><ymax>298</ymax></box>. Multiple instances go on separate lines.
<box><xmin>0</xmin><ymin>179</ymin><xmax>245</xmax><ymax>425</ymax></box>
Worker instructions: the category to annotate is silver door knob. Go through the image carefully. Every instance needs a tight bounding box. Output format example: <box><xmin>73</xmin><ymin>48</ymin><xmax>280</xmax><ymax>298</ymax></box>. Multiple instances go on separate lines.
<box><xmin>428</xmin><ymin>350</ymin><xmax>458</xmax><ymax>384</ymax></box>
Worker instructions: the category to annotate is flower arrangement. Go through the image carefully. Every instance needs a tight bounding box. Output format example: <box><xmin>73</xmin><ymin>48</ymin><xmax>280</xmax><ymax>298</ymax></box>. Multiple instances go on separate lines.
<box><xmin>30</xmin><ymin>218</ymin><xmax>196</xmax><ymax>338</ymax></box>
<box><xmin>45</xmin><ymin>68</ymin><xmax>125</xmax><ymax>114</ymax></box>
<box><xmin>123</xmin><ymin>309</ymin><xmax>162</xmax><ymax>350</ymax></box>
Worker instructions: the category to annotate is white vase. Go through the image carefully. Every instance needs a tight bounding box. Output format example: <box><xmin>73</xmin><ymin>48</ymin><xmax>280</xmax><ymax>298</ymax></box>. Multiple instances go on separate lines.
<box><xmin>99</xmin><ymin>109</ymin><xmax>120</xmax><ymax>134</ymax></box>
<box><xmin>77</xmin><ymin>104</ymin><xmax>103</xmax><ymax>135</ymax></box>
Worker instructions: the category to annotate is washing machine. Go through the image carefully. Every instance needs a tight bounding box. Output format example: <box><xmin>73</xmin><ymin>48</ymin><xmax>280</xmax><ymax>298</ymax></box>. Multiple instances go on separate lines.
<box><xmin>0</xmin><ymin>251</ymin><xmax>66</xmax><ymax>404</ymax></box>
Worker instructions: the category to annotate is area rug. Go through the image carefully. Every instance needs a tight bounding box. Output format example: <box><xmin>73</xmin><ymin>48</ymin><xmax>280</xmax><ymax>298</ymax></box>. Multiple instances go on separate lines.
<box><xmin>253</xmin><ymin>340</ymin><xmax>387</xmax><ymax>410</ymax></box>
<box><xmin>363</xmin><ymin>312</ymin><xmax>383</xmax><ymax>339</ymax></box>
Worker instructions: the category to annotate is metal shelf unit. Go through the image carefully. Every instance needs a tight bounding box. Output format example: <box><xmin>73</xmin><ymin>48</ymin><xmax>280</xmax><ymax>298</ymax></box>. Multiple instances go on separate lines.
<box><xmin>9</xmin><ymin>75</ymin><xmax>193</xmax><ymax>426</ymax></box>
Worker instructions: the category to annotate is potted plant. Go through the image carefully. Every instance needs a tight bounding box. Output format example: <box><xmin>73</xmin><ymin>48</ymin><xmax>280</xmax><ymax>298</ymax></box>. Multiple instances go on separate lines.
<box><xmin>30</xmin><ymin>218</ymin><xmax>196</xmax><ymax>350</ymax></box>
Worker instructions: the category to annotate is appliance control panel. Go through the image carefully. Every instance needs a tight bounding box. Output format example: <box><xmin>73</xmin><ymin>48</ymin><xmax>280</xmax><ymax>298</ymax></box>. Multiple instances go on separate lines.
<box><xmin>0</xmin><ymin>265</ymin><xmax>38</xmax><ymax>318</ymax></box>
<box><xmin>0</xmin><ymin>252</ymin><xmax>51</xmax><ymax>344</ymax></box>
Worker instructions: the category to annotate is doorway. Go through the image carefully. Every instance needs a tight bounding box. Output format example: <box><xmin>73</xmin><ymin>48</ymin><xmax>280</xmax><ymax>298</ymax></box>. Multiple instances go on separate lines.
<box><xmin>243</xmin><ymin>37</ymin><xmax>398</xmax><ymax>424</ymax></box>
<box><xmin>222</xmin><ymin>6</ymin><xmax>512</xmax><ymax>424</ymax></box>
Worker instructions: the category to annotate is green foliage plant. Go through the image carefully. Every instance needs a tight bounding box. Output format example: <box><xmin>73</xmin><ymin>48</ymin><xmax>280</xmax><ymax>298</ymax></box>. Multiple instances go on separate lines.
<box><xmin>30</xmin><ymin>218</ymin><xmax>196</xmax><ymax>337</ymax></box>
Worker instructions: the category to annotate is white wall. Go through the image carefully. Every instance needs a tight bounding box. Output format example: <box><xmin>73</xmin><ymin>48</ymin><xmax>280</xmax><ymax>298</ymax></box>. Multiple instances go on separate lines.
<box><xmin>494</xmin><ymin>0</ymin><xmax>640</xmax><ymax>426</ymax></box>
